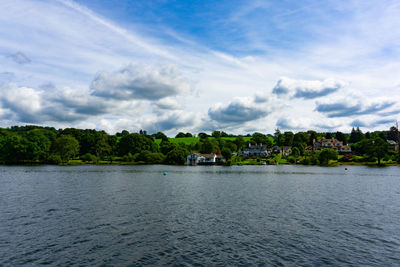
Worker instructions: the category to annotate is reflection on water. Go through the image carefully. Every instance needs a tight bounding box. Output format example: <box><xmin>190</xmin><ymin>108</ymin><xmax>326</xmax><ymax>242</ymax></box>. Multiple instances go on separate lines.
<box><xmin>0</xmin><ymin>165</ymin><xmax>399</xmax><ymax>265</ymax></box>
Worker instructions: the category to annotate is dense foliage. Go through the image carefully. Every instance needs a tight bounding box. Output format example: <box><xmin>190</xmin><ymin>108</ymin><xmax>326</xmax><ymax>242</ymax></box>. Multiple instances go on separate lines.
<box><xmin>0</xmin><ymin>125</ymin><xmax>398</xmax><ymax>165</ymax></box>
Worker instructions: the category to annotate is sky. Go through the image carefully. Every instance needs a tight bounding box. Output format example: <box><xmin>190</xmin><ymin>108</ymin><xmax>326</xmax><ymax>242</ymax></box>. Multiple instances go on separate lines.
<box><xmin>0</xmin><ymin>0</ymin><xmax>399</xmax><ymax>135</ymax></box>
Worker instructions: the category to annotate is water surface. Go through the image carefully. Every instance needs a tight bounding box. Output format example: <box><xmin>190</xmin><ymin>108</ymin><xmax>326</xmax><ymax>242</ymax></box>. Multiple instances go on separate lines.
<box><xmin>1</xmin><ymin>165</ymin><xmax>399</xmax><ymax>265</ymax></box>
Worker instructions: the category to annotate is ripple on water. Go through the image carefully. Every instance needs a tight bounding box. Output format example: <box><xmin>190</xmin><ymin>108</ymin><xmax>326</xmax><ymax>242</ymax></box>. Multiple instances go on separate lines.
<box><xmin>1</xmin><ymin>165</ymin><xmax>400</xmax><ymax>266</ymax></box>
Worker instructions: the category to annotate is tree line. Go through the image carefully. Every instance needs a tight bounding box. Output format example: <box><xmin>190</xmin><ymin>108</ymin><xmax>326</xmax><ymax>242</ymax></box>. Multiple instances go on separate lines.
<box><xmin>0</xmin><ymin>125</ymin><xmax>398</xmax><ymax>165</ymax></box>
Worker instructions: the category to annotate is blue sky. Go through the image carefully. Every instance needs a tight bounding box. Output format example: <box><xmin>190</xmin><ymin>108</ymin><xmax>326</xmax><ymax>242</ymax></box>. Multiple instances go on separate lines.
<box><xmin>0</xmin><ymin>0</ymin><xmax>399</xmax><ymax>134</ymax></box>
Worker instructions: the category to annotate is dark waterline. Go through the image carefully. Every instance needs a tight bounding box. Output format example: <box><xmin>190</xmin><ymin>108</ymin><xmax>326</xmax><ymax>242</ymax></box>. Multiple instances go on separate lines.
<box><xmin>1</xmin><ymin>165</ymin><xmax>399</xmax><ymax>266</ymax></box>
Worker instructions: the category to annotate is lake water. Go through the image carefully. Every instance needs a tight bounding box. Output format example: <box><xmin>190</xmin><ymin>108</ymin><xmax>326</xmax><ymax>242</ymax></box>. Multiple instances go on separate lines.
<box><xmin>0</xmin><ymin>165</ymin><xmax>399</xmax><ymax>266</ymax></box>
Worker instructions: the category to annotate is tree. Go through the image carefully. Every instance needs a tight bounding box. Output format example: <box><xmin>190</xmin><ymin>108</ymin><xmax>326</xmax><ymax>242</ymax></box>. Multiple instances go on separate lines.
<box><xmin>135</xmin><ymin>150</ymin><xmax>165</xmax><ymax>164</ymax></box>
<box><xmin>185</xmin><ymin>132</ymin><xmax>193</xmax><ymax>137</ymax></box>
<box><xmin>118</xmin><ymin>133</ymin><xmax>157</xmax><ymax>156</ymax></box>
<box><xmin>318</xmin><ymin>148</ymin><xmax>338</xmax><ymax>165</ymax></box>
<box><xmin>367</xmin><ymin>137</ymin><xmax>389</xmax><ymax>165</ymax></box>
<box><xmin>165</xmin><ymin>147</ymin><xmax>188</xmax><ymax>165</ymax></box>
<box><xmin>335</xmin><ymin>131</ymin><xmax>347</xmax><ymax>145</ymax></box>
<box><xmin>220</xmin><ymin>131</ymin><xmax>228</xmax><ymax>137</ymax></box>
<box><xmin>0</xmin><ymin>133</ymin><xmax>28</xmax><ymax>163</ymax></box>
<box><xmin>387</xmin><ymin>126</ymin><xmax>399</xmax><ymax>141</ymax></box>
<box><xmin>93</xmin><ymin>133</ymin><xmax>111</xmax><ymax>160</ymax></box>
<box><xmin>212</xmin><ymin>131</ymin><xmax>221</xmax><ymax>138</ymax></box>
<box><xmin>234</xmin><ymin>136</ymin><xmax>245</xmax><ymax>151</ymax></box>
<box><xmin>221</xmin><ymin>147</ymin><xmax>232</xmax><ymax>161</ymax></box>
<box><xmin>52</xmin><ymin>135</ymin><xmax>79</xmax><ymax>162</ymax></box>
<box><xmin>199</xmin><ymin>139</ymin><xmax>216</xmax><ymax>154</ymax></box>
<box><xmin>198</xmin><ymin>132</ymin><xmax>209</xmax><ymax>139</ymax></box>
<box><xmin>307</xmin><ymin>130</ymin><xmax>317</xmax><ymax>145</ymax></box>
<box><xmin>290</xmin><ymin>147</ymin><xmax>300</xmax><ymax>158</ymax></box>
<box><xmin>25</xmin><ymin>129</ymin><xmax>52</xmax><ymax>161</ymax></box>
<box><xmin>154</xmin><ymin>132</ymin><xmax>168</xmax><ymax>141</ymax></box>
<box><xmin>349</xmin><ymin>127</ymin><xmax>364</xmax><ymax>143</ymax></box>
<box><xmin>283</xmin><ymin>131</ymin><xmax>294</xmax><ymax>146</ymax></box>
<box><xmin>175</xmin><ymin>132</ymin><xmax>186</xmax><ymax>138</ymax></box>
<box><xmin>160</xmin><ymin>140</ymin><xmax>177</xmax><ymax>155</ymax></box>
<box><xmin>251</xmin><ymin>132</ymin><xmax>271</xmax><ymax>145</ymax></box>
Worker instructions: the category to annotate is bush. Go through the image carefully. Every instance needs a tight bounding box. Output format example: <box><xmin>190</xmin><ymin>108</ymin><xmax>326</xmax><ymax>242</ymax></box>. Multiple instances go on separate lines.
<box><xmin>288</xmin><ymin>156</ymin><xmax>296</xmax><ymax>164</ymax></box>
<box><xmin>135</xmin><ymin>151</ymin><xmax>165</xmax><ymax>164</ymax></box>
<box><xmin>47</xmin><ymin>154</ymin><xmax>62</xmax><ymax>164</ymax></box>
<box><xmin>80</xmin><ymin>153</ymin><xmax>97</xmax><ymax>162</ymax></box>
<box><xmin>121</xmin><ymin>153</ymin><xmax>135</xmax><ymax>162</ymax></box>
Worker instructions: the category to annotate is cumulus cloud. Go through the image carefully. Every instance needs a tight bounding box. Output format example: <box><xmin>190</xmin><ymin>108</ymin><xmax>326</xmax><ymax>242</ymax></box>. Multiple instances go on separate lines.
<box><xmin>315</xmin><ymin>99</ymin><xmax>395</xmax><ymax>118</ymax></box>
<box><xmin>208</xmin><ymin>97</ymin><xmax>269</xmax><ymax>124</ymax></box>
<box><xmin>142</xmin><ymin>111</ymin><xmax>196</xmax><ymax>133</ymax></box>
<box><xmin>272</xmin><ymin>77</ymin><xmax>345</xmax><ymax>99</ymax></box>
<box><xmin>276</xmin><ymin>117</ymin><xmax>321</xmax><ymax>131</ymax></box>
<box><xmin>253</xmin><ymin>92</ymin><xmax>269</xmax><ymax>103</ymax></box>
<box><xmin>0</xmin><ymin>83</ymin><xmax>84</xmax><ymax>123</ymax></box>
<box><xmin>351</xmin><ymin>118</ymin><xmax>396</xmax><ymax>128</ymax></box>
<box><xmin>152</xmin><ymin>97</ymin><xmax>182</xmax><ymax>112</ymax></box>
<box><xmin>8</xmin><ymin>52</ymin><xmax>31</xmax><ymax>64</ymax></box>
<box><xmin>91</xmin><ymin>63</ymin><xmax>192</xmax><ymax>101</ymax></box>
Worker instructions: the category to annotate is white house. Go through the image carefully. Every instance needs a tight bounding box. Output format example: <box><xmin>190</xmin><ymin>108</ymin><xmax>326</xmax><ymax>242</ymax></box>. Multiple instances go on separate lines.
<box><xmin>187</xmin><ymin>153</ymin><xmax>218</xmax><ymax>165</ymax></box>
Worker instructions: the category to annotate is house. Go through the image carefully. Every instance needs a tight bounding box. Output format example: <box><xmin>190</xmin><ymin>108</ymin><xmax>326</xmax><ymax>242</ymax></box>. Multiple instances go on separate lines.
<box><xmin>313</xmin><ymin>138</ymin><xmax>351</xmax><ymax>154</ymax></box>
<box><xmin>271</xmin><ymin>146</ymin><xmax>281</xmax><ymax>155</ymax></box>
<box><xmin>187</xmin><ymin>153</ymin><xmax>221</xmax><ymax>165</ymax></box>
<box><xmin>387</xmin><ymin>140</ymin><xmax>399</xmax><ymax>152</ymax></box>
<box><xmin>282</xmin><ymin>146</ymin><xmax>292</xmax><ymax>156</ymax></box>
<box><xmin>239</xmin><ymin>143</ymin><xmax>269</xmax><ymax>157</ymax></box>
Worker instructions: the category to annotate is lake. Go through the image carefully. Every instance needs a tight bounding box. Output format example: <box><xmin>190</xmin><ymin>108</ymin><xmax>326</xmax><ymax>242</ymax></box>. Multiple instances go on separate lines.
<box><xmin>1</xmin><ymin>165</ymin><xmax>399</xmax><ymax>265</ymax></box>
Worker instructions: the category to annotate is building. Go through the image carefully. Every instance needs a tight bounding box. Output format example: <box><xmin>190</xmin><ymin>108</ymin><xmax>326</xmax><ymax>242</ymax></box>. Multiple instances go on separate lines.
<box><xmin>282</xmin><ymin>146</ymin><xmax>292</xmax><ymax>156</ymax></box>
<box><xmin>313</xmin><ymin>138</ymin><xmax>351</xmax><ymax>154</ymax></box>
<box><xmin>187</xmin><ymin>153</ymin><xmax>224</xmax><ymax>165</ymax></box>
<box><xmin>239</xmin><ymin>143</ymin><xmax>269</xmax><ymax>157</ymax></box>
<box><xmin>387</xmin><ymin>140</ymin><xmax>399</xmax><ymax>152</ymax></box>
<box><xmin>271</xmin><ymin>146</ymin><xmax>281</xmax><ymax>155</ymax></box>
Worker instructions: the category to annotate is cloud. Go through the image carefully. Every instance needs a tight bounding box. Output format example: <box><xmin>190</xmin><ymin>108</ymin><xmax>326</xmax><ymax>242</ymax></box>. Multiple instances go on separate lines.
<box><xmin>208</xmin><ymin>97</ymin><xmax>269</xmax><ymax>123</ymax></box>
<box><xmin>272</xmin><ymin>77</ymin><xmax>344</xmax><ymax>99</ymax></box>
<box><xmin>276</xmin><ymin>117</ymin><xmax>323</xmax><ymax>131</ymax></box>
<box><xmin>0</xmin><ymin>72</ymin><xmax>15</xmax><ymax>85</ymax></box>
<box><xmin>0</xmin><ymin>83</ymin><xmax>85</xmax><ymax>123</ymax></box>
<box><xmin>351</xmin><ymin>118</ymin><xmax>396</xmax><ymax>128</ymax></box>
<box><xmin>7</xmin><ymin>52</ymin><xmax>31</xmax><ymax>64</ymax></box>
<box><xmin>152</xmin><ymin>97</ymin><xmax>182</xmax><ymax>112</ymax></box>
<box><xmin>142</xmin><ymin>111</ymin><xmax>196</xmax><ymax>133</ymax></box>
<box><xmin>91</xmin><ymin>64</ymin><xmax>192</xmax><ymax>101</ymax></box>
<box><xmin>315</xmin><ymin>99</ymin><xmax>395</xmax><ymax>118</ymax></box>
<box><xmin>253</xmin><ymin>92</ymin><xmax>269</xmax><ymax>103</ymax></box>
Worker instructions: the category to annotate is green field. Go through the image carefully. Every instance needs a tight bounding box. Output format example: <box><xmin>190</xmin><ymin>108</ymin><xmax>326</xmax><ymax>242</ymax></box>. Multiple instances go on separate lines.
<box><xmin>154</xmin><ymin>136</ymin><xmax>257</xmax><ymax>146</ymax></box>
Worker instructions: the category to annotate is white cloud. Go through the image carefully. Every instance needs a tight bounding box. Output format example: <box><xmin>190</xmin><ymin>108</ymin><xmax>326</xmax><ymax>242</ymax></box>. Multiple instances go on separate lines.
<box><xmin>272</xmin><ymin>77</ymin><xmax>345</xmax><ymax>99</ymax></box>
<box><xmin>91</xmin><ymin>63</ymin><xmax>192</xmax><ymax>101</ymax></box>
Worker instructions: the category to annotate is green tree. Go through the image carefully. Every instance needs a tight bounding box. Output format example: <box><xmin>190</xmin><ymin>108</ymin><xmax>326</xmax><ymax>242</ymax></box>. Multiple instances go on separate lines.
<box><xmin>349</xmin><ymin>127</ymin><xmax>364</xmax><ymax>143</ymax></box>
<box><xmin>93</xmin><ymin>133</ymin><xmax>111</xmax><ymax>160</ymax></box>
<box><xmin>318</xmin><ymin>148</ymin><xmax>338</xmax><ymax>165</ymax></box>
<box><xmin>335</xmin><ymin>131</ymin><xmax>347</xmax><ymax>145</ymax></box>
<box><xmin>367</xmin><ymin>137</ymin><xmax>389</xmax><ymax>165</ymax></box>
<box><xmin>290</xmin><ymin>147</ymin><xmax>300</xmax><ymax>158</ymax></box>
<box><xmin>118</xmin><ymin>133</ymin><xmax>157</xmax><ymax>156</ymax></box>
<box><xmin>221</xmin><ymin>147</ymin><xmax>232</xmax><ymax>161</ymax></box>
<box><xmin>154</xmin><ymin>132</ymin><xmax>168</xmax><ymax>141</ymax></box>
<box><xmin>52</xmin><ymin>135</ymin><xmax>80</xmax><ymax>162</ymax></box>
<box><xmin>175</xmin><ymin>132</ymin><xmax>186</xmax><ymax>138</ymax></box>
<box><xmin>212</xmin><ymin>131</ymin><xmax>221</xmax><ymax>138</ymax></box>
<box><xmin>199</xmin><ymin>139</ymin><xmax>216</xmax><ymax>154</ymax></box>
<box><xmin>165</xmin><ymin>147</ymin><xmax>188</xmax><ymax>165</ymax></box>
<box><xmin>0</xmin><ymin>133</ymin><xmax>28</xmax><ymax>163</ymax></box>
